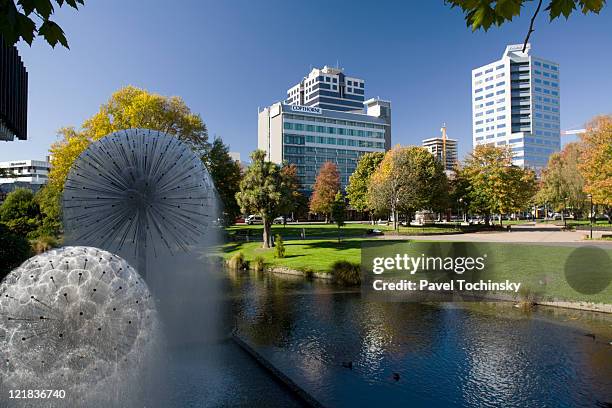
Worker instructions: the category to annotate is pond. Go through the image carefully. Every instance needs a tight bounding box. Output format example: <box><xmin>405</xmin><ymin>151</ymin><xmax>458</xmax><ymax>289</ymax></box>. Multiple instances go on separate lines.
<box><xmin>225</xmin><ymin>270</ymin><xmax>612</xmax><ymax>408</ymax></box>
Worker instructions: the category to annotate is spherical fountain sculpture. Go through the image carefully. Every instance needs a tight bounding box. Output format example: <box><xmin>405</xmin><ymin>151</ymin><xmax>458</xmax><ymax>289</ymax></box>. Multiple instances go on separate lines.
<box><xmin>0</xmin><ymin>246</ymin><xmax>159</xmax><ymax>403</ymax></box>
<box><xmin>62</xmin><ymin>128</ymin><xmax>217</xmax><ymax>278</ymax></box>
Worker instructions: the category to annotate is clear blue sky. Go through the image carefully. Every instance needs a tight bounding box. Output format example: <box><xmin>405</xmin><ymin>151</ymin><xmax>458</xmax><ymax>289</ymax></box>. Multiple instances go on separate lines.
<box><xmin>1</xmin><ymin>0</ymin><xmax>610</xmax><ymax>162</ymax></box>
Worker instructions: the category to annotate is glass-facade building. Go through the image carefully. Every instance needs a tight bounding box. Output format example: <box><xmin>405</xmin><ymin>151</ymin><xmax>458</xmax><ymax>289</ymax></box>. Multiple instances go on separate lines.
<box><xmin>472</xmin><ymin>44</ymin><xmax>560</xmax><ymax>170</ymax></box>
<box><xmin>258</xmin><ymin>100</ymin><xmax>391</xmax><ymax>190</ymax></box>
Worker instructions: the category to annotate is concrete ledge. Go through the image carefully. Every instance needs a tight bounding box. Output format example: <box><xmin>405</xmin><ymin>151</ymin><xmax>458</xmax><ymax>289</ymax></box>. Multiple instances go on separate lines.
<box><xmin>232</xmin><ymin>332</ymin><xmax>325</xmax><ymax>408</ymax></box>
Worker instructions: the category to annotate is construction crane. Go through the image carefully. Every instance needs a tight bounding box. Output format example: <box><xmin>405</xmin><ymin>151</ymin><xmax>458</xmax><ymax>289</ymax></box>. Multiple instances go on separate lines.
<box><xmin>440</xmin><ymin>123</ymin><xmax>447</xmax><ymax>166</ymax></box>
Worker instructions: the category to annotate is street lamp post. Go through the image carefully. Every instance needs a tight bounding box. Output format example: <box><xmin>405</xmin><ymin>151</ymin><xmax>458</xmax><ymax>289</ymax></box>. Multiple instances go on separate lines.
<box><xmin>588</xmin><ymin>193</ymin><xmax>593</xmax><ymax>240</ymax></box>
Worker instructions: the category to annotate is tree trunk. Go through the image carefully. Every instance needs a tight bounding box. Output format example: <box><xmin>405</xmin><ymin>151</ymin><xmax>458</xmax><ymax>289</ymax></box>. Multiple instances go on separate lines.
<box><xmin>392</xmin><ymin>206</ymin><xmax>397</xmax><ymax>230</ymax></box>
<box><xmin>262</xmin><ymin>219</ymin><xmax>271</xmax><ymax>248</ymax></box>
<box><xmin>499</xmin><ymin>214</ymin><xmax>503</xmax><ymax>227</ymax></box>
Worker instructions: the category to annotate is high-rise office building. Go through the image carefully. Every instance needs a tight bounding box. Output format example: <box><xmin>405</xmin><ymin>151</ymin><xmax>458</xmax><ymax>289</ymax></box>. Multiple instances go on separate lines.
<box><xmin>422</xmin><ymin>127</ymin><xmax>458</xmax><ymax>172</ymax></box>
<box><xmin>286</xmin><ymin>66</ymin><xmax>366</xmax><ymax>113</ymax></box>
<box><xmin>259</xmin><ymin>67</ymin><xmax>391</xmax><ymax>190</ymax></box>
<box><xmin>0</xmin><ymin>36</ymin><xmax>28</xmax><ymax>141</ymax></box>
<box><xmin>471</xmin><ymin>44</ymin><xmax>560</xmax><ymax>170</ymax></box>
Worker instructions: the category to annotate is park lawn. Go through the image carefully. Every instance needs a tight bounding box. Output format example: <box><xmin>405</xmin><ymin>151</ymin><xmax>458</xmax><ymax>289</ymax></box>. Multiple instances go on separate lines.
<box><xmin>222</xmin><ymin>236</ymin><xmax>612</xmax><ymax>305</ymax></box>
<box><xmin>222</xmin><ymin>238</ymin><xmax>365</xmax><ymax>273</ymax></box>
<box><xmin>225</xmin><ymin>223</ymin><xmax>466</xmax><ymax>241</ymax></box>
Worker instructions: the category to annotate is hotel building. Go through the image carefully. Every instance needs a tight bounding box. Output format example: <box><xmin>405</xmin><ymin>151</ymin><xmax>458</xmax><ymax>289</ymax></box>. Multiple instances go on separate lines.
<box><xmin>259</xmin><ymin>67</ymin><xmax>391</xmax><ymax>190</ymax></box>
<box><xmin>471</xmin><ymin>44</ymin><xmax>560</xmax><ymax>170</ymax></box>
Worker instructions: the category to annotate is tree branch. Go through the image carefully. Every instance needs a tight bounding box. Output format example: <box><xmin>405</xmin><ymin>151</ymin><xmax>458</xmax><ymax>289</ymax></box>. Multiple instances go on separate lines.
<box><xmin>523</xmin><ymin>0</ymin><xmax>543</xmax><ymax>52</ymax></box>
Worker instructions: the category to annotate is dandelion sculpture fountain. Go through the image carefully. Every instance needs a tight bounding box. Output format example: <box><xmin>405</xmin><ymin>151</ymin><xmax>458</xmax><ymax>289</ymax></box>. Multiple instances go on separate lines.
<box><xmin>62</xmin><ymin>128</ymin><xmax>217</xmax><ymax>279</ymax></box>
<box><xmin>0</xmin><ymin>246</ymin><xmax>159</xmax><ymax>404</ymax></box>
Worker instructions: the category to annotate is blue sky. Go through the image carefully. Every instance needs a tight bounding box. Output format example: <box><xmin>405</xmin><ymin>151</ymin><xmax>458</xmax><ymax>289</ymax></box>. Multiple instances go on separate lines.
<box><xmin>1</xmin><ymin>0</ymin><xmax>611</xmax><ymax>162</ymax></box>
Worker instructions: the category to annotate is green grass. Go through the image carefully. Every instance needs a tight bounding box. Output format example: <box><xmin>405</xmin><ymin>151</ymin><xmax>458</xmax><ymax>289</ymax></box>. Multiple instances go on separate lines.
<box><xmin>221</xmin><ymin>238</ymin><xmax>364</xmax><ymax>273</ymax></box>
<box><xmin>225</xmin><ymin>222</ymin><xmax>473</xmax><ymax>241</ymax></box>
<box><xmin>221</xmin><ymin>235</ymin><xmax>612</xmax><ymax>304</ymax></box>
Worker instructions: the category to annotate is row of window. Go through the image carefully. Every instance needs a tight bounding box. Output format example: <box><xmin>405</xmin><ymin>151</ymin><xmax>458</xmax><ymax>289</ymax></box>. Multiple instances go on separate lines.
<box><xmin>533</xmin><ymin>61</ymin><xmax>558</xmax><ymax>71</ymax></box>
<box><xmin>283</xmin><ymin>113</ymin><xmax>386</xmax><ymax>130</ymax></box>
<box><xmin>284</xmin><ymin>134</ymin><xmax>384</xmax><ymax>149</ymax></box>
<box><xmin>283</xmin><ymin>121</ymin><xmax>385</xmax><ymax>138</ymax></box>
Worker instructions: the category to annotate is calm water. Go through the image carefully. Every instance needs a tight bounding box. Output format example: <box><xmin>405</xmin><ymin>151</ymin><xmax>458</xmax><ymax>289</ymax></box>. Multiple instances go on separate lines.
<box><xmin>227</xmin><ymin>270</ymin><xmax>612</xmax><ymax>408</ymax></box>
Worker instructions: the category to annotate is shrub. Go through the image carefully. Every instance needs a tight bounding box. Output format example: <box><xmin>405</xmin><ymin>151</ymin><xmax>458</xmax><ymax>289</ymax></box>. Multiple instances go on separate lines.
<box><xmin>331</xmin><ymin>260</ymin><xmax>361</xmax><ymax>286</ymax></box>
<box><xmin>228</xmin><ymin>252</ymin><xmax>247</xmax><ymax>270</ymax></box>
<box><xmin>274</xmin><ymin>235</ymin><xmax>285</xmax><ymax>258</ymax></box>
<box><xmin>0</xmin><ymin>224</ymin><xmax>31</xmax><ymax>280</ymax></box>
<box><xmin>31</xmin><ymin>235</ymin><xmax>58</xmax><ymax>254</ymax></box>
<box><xmin>252</xmin><ymin>255</ymin><xmax>266</xmax><ymax>272</ymax></box>
<box><xmin>302</xmin><ymin>267</ymin><xmax>315</xmax><ymax>280</ymax></box>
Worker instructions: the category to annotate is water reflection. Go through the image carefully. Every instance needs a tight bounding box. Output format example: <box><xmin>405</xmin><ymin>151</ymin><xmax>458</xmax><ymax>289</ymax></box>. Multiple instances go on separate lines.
<box><xmin>231</xmin><ymin>270</ymin><xmax>612</xmax><ymax>408</ymax></box>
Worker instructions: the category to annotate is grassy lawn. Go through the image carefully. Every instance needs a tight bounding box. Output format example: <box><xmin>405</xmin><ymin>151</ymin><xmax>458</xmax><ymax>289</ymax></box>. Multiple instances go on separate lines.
<box><xmin>222</xmin><ymin>233</ymin><xmax>612</xmax><ymax>304</ymax></box>
<box><xmin>222</xmin><ymin>238</ymin><xmax>364</xmax><ymax>273</ymax></box>
<box><xmin>360</xmin><ymin>241</ymin><xmax>612</xmax><ymax>304</ymax></box>
<box><xmin>225</xmin><ymin>222</ymin><xmax>476</xmax><ymax>241</ymax></box>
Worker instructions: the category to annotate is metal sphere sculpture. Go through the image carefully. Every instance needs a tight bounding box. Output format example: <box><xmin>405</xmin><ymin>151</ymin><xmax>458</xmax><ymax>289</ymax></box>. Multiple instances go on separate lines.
<box><xmin>62</xmin><ymin>129</ymin><xmax>217</xmax><ymax>277</ymax></box>
<box><xmin>0</xmin><ymin>246</ymin><xmax>159</xmax><ymax>394</ymax></box>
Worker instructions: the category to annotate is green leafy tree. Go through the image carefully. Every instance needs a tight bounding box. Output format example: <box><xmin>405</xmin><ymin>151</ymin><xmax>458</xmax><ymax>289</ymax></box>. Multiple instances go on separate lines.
<box><xmin>346</xmin><ymin>152</ymin><xmax>384</xmax><ymax>220</ymax></box>
<box><xmin>445</xmin><ymin>0</ymin><xmax>607</xmax><ymax>52</ymax></box>
<box><xmin>0</xmin><ymin>188</ymin><xmax>41</xmax><ymax>236</ymax></box>
<box><xmin>202</xmin><ymin>137</ymin><xmax>242</xmax><ymax>226</ymax></box>
<box><xmin>0</xmin><ymin>0</ymin><xmax>85</xmax><ymax>47</ymax></box>
<box><xmin>0</xmin><ymin>223</ymin><xmax>31</xmax><ymax>280</ymax></box>
<box><xmin>536</xmin><ymin>142</ymin><xmax>586</xmax><ymax>217</ymax></box>
<box><xmin>309</xmin><ymin>161</ymin><xmax>340</xmax><ymax>222</ymax></box>
<box><xmin>35</xmin><ymin>184</ymin><xmax>62</xmax><ymax>235</ymax></box>
<box><xmin>331</xmin><ymin>191</ymin><xmax>347</xmax><ymax>241</ymax></box>
<box><xmin>460</xmin><ymin>145</ymin><xmax>536</xmax><ymax>226</ymax></box>
<box><xmin>236</xmin><ymin>150</ymin><xmax>292</xmax><ymax>248</ymax></box>
<box><xmin>369</xmin><ymin>146</ymin><xmax>448</xmax><ymax>229</ymax></box>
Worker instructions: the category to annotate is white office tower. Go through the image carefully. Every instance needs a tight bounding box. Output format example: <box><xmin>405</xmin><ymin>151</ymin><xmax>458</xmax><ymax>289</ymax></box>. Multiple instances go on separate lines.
<box><xmin>471</xmin><ymin>44</ymin><xmax>560</xmax><ymax>170</ymax></box>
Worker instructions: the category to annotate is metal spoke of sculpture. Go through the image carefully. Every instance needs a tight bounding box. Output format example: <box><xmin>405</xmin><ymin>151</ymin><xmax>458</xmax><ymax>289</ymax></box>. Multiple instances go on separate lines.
<box><xmin>62</xmin><ymin>129</ymin><xmax>217</xmax><ymax>277</ymax></box>
<box><xmin>0</xmin><ymin>247</ymin><xmax>159</xmax><ymax>398</ymax></box>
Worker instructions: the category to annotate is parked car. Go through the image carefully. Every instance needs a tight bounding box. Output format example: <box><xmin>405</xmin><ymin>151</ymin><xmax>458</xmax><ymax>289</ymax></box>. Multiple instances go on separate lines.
<box><xmin>273</xmin><ymin>215</ymin><xmax>295</xmax><ymax>224</ymax></box>
<box><xmin>245</xmin><ymin>215</ymin><xmax>263</xmax><ymax>225</ymax></box>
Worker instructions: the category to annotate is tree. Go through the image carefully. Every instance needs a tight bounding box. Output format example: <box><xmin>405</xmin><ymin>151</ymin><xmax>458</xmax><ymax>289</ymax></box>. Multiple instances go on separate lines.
<box><xmin>0</xmin><ymin>223</ymin><xmax>31</xmax><ymax>280</ymax></box>
<box><xmin>445</xmin><ymin>0</ymin><xmax>607</xmax><ymax>52</ymax></box>
<box><xmin>0</xmin><ymin>0</ymin><xmax>85</xmax><ymax>47</ymax></box>
<box><xmin>346</xmin><ymin>152</ymin><xmax>385</xmax><ymax>221</ymax></box>
<box><xmin>35</xmin><ymin>183</ymin><xmax>62</xmax><ymax>235</ymax></box>
<box><xmin>369</xmin><ymin>146</ymin><xmax>448</xmax><ymax>229</ymax></box>
<box><xmin>460</xmin><ymin>145</ymin><xmax>536</xmax><ymax>226</ymax></box>
<box><xmin>578</xmin><ymin>115</ymin><xmax>612</xmax><ymax>221</ymax></box>
<box><xmin>309</xmin><ymin>162</ymin><xmax>340</xmax><ymax>222</ymax></box>
<box><xmin>536</xmin><ymin>142</ymin><xmax>586</xmax><ymax>218</ymax></box>
<box><xmin>44</xmin><ymin>86</ymin><xmax>209</xmax><ymax>231</ymax></box>
<box><xmin>236</xmin><ymin>150</ymin><xmax>292</xmax><ymax>248</ymax></box>
<box><xmin>331</xmin><ymin>191</ymin><xmax>347</xmax><ymax>241</ymax></box>
<box><xmin>0</xmin><ymin>188</ymin><xmax>41</xmax><ymax>236</ymax></box>
<box><xmin>202</xmin><ymin>137</ymin><xmax>242</xmax><ymax>226</ymax></box>
<box><xmin>279</xmin><ymin>163</ymin><xmax>307</xmax><ymax>221</ymax></box>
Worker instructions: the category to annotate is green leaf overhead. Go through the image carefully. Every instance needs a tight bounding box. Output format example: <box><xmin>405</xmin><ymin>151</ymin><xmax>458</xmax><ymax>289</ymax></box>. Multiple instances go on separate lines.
<box><xmin>0</xmin><ymin>0</ymin><xmax>85</xmax><ymax>47</ymax></box>
<box><xmin>445</xmin><ymin>0</ymin><xmax>606</xmax><ymax>48</ymax></box>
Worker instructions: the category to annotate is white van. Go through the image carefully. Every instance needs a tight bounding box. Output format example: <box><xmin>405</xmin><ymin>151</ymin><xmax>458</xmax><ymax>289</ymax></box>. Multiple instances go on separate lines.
<box><xmin>245</xmin><ymin>215</ymin><xmax>263</xmax><ymax>225</ymax></box>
